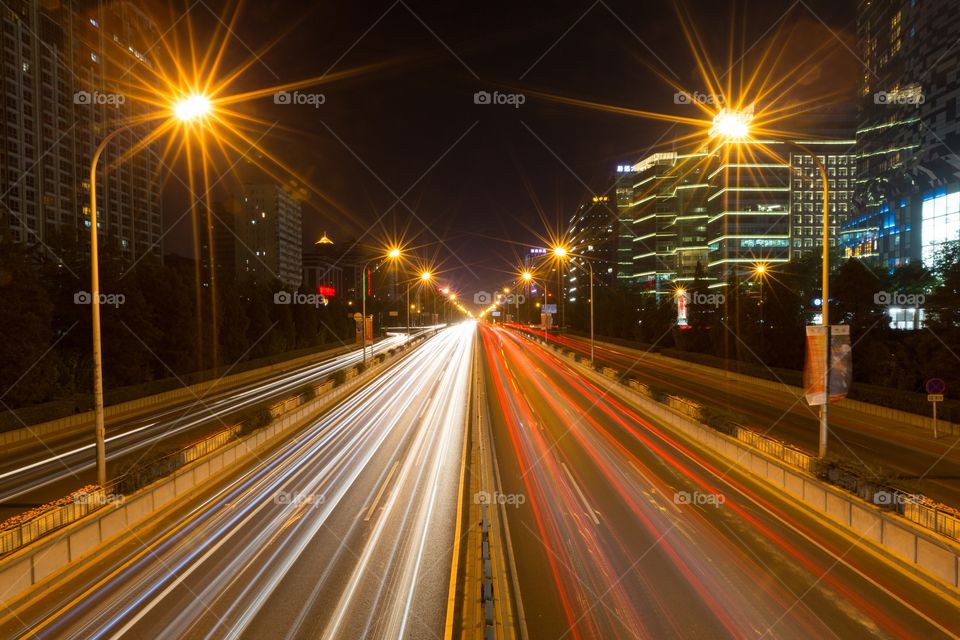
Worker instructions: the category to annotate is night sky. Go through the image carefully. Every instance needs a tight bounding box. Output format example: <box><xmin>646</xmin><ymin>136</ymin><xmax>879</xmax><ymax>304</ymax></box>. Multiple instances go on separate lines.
<box><xmin>161</xmin><ymin>0</ymin><xmax>857</xmax><ymax>291</ymax></box>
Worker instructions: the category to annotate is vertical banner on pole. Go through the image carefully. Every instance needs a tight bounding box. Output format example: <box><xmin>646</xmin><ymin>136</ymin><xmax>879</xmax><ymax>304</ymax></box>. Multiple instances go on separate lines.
<box><xmin>364</xmin><ymin>316</ymin><xmax>373</xmax><ymax>342</ymax></box>
<box><xmin>354</xmin><ymin>312</ymin><xmax>363</xmax><ymax>346</ymax></box>
<box><xmin>804</xmin><ymin>325</ymin><xmax>852</xmax><ymax>405</ymax></box>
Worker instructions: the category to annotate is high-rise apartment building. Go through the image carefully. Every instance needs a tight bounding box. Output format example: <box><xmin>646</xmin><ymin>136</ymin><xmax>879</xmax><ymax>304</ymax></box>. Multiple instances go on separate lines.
<box><xmin>563</xmin><ymin>195</ymin><xmax>616</xmax><ymax>302</ymax></box>
<box><xmin>845</xmin><ymin>0</ymin><xmax>960</xmax><ymax>267</ymax></box>
<box><xmin>0</xmin><ymin>1</ymin><xmax>164</xmax><ymax>262</ymax></box>
<box><xmin>214</xmin><ymin>182</ymin><xmax>302</xmax><ymax>289</ymax></box>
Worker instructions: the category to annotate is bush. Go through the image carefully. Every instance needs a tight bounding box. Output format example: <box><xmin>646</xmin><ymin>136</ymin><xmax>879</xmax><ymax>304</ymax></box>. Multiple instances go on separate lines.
<box><xmin>356</xmin><ymin>362</ymin><xmax>367</xmax><ymax>374</ymax></box>
<box><xmin>698</xmin><ymin>406</ymin><xmax>740</xmax><ymax>436</ymax></box>
<box><xmin>116</xmin><ymin>449</ymin><xmax>180</xmax><ymax>494</ymax></box>
<box><xmin>237</xmin><ymin>406</ymin><xmax>272</xmax><ymax>436</ymax></box>
<box><xmin>332</xmin><ymin>369</ymin><xmax>348</xmax><ymax>386</ymax></box>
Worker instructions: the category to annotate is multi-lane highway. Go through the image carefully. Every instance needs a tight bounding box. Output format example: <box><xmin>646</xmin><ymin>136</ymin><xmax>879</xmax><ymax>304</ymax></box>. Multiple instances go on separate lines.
<box><xmin>510</xmin><ymin>326</ymin><xmax>960</xmax><ymax>507</ymax></box>
<box><xmin>0</xmin><ymin>333</ymin><xmax>414</xmax><ymax>518</ymax></box>
<box><xmin>480</xmin><ymin>325</ymin><xmax>960</xmax><ymax>639</ymax></box>
<box><xmin>0</xmin><ymin>324</ymin><xmax>473</xmax><ymax>639</ymax></box>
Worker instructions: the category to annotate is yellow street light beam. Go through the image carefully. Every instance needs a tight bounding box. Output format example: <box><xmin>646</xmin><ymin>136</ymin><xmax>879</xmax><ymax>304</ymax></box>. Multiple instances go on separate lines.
<box><xmin>173</xmin><ymin>94</ymin><xmax>211</xmax><ymax>121</ymax></box>
<box><xmin>552</xmin><ymin>246</ymin><xmax>568</xmax><ymax>258</ymax></box>
<box><xmin>388</xmin><ymin>247</ymin><xmax>401</xmax><ymax>259</ymax></box>
<box><xmin>709</xmin><ymin>107</ymin><xmax>753</xmax><ymax>141</ymax></box>
<box><xmin>420</xmin><ymin>271</ymin><xmax>432</xmax><ymax>281</ymax></box>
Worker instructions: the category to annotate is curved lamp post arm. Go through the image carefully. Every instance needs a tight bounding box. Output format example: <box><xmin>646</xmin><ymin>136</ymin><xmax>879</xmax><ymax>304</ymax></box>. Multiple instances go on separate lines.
<box><xmin>89</xmin><ymin>127</ymin><xmax>127</xmax><ymax>487</ymax></box>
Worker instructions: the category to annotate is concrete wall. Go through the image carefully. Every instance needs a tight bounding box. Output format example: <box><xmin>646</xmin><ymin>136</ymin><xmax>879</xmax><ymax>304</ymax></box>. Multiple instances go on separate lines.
<box><xmin>532</xmin><ymin>334</ymin><xmax>960</xmax><ymax>595</ymax></box>
<box><xmin>0</xmin><ymin>335</ymin><xmax>431</xmax><ymax>602</ymax></box>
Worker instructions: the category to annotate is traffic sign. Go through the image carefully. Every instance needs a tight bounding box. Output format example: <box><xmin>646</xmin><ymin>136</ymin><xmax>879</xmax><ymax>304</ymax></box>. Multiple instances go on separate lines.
<box><xmin>926</xmin><ymin>378</ymin><xmax>946</xmax><ymax>394</ymax></box>
<box><xmin>542</xmin><ymin>304</ymin><xmax>557</xmax><ymax>314</ymax></box>
<box><xmin>928</xmin><ymin>394</ymin><xmax>945</xmax><ymax>402</ymax></box>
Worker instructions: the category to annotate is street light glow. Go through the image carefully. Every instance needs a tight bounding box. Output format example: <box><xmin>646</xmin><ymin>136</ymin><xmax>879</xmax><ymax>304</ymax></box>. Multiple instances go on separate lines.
<box><xmin>387</xmin><ymin>248</ymin><xmax>401</xmax><ymax>259</ymax></box>
<box><xmin>522</xmin><ymin>271</ymin><xmax>533</xmax><ymax>281</ymax></box>
<box><xmin>709</xmin><ymin>108</ymin><xmax>753</xmax><ymax>141</ymax></box>
<box><xmin>420</xmin><ymin>271</ymin><xmax>432</xmax><ymax>281</ymax></box>
<box><xmin>174</xmin><ymin>94</ymin><xmax>211</xmax><ymax>121</ymax></box>
<box><xmin>552</xmin><ymin>246</ymin><xmax>568</xmax><ymax>258</ymax></box>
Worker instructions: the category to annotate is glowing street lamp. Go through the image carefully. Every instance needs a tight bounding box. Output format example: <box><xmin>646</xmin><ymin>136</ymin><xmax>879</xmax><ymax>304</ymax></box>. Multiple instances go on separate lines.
<box><xmin>754</xmin><ymin>263</ymin><xmax>769</xmax><ymax>356</ymax></box>
<box><xmin>549</xmin><ymin>246</ymin><xmax>595</xmax><ymax>363</ymax></box>
<box><xmin>361</xmin><ymin>247</ymin><xmax>403</xmax><ymax>365</ymax></box>
<box><xmin>173</xmin><ymin>94</ymin><xmax>211</xmax><ymax>122</ymax></box>
<box><xmin>88</xmin><ymin>93</ymin><xmax>213</xmax><ymax>486</ymax></box>
<box><xmin>712</xmin><ymin>107</ymin><xmax>832</xmax><ymax>457</ymax></box>
<box><xmin>709</xmin><ymin>107</ymin><xmax>753</xmax><ymax>141</ymax></box>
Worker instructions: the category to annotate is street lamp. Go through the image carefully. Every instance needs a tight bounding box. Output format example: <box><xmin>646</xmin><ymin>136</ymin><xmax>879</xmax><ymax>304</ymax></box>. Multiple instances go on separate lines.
<box><xmin>522</xmin><ymin>270</ymin><xmax>550</xmax><ymax>341</ymax></box>
<box><xmin>754</xmin><ymin>263</ymin><xmax>768</xmax><ymax>356</ymax></box>
<box><xmin>88</xmin><ymin>94</ymin><xmax>211</xmax><ymax>487</ymax></box>
<box><xmin>403</xmin><ymin>271</ymin><xmax>432</xmax><ymax>331</ymax></box>
<box><xmin>712</xmin><ymin>109</ymin><xmax>832</xmax><ymax>457</ymax></box>
<box><xmin>551</xmin><ymin>246</ymin><xmax>595</xmax><ymax>363</ymax></box>
<box><xmin>361</xmin><ymin>248</ymin><xmax>402</xmax><ymax>365</ymax></box>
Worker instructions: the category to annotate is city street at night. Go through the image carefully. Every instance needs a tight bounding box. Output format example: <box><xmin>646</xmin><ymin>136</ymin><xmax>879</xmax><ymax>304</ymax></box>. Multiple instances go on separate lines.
<box><xmin>2</xmin><ymin>1</ymin><xmax>960</xmax><ymax>638</ymax></box>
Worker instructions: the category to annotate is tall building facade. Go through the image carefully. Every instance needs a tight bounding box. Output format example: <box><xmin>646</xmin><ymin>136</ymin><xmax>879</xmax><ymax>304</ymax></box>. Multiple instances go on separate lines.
<box><xmin>563</xmin><ymin>195</ymin><xmax>616</xmax><ymax>302</ymax></box>
<box><xmin>617</xmin><ymin>129</ymin><xmax>855</xmax><ymax>290</ymax></box>
<box><xmin>215</xmin><ymin>182</ymin><xmax>302</xmax><ymax>289</ymax></box>
<box><xmin>627</xmin><ymin>152</ymin><xmax>711</xmax><ymax>294</ymax></box>
<box><xmin>0</xmin><ymin>1</ymin><xmax>164</xmax><ymax>262</ymax></box>
<box><xmin>845</xmin><ymin>0</ymin><xmax>960</xmax><ymax>267</ymax></box>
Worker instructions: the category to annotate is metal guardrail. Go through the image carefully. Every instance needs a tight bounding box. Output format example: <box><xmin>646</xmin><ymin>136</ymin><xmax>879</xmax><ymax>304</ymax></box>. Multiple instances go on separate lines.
<box><xmin>0</xmin><ymin>487</ymin><xmax>107</xmax><ymax>555</ymax></box>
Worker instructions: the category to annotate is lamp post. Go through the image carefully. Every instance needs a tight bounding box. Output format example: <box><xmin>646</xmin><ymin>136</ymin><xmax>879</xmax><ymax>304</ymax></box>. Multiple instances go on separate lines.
<box><xmin>88</xmin><ymin>95</ymin><xmax>210</xmax><ymax>487</ymax></box>
<box><xmin>755</xmin><ymin>263</ymin><xmax>767</xmax><ymax>357</ymax></box>
<box><xmin>552</xmin><ymin>246</ymin><xmax>595</xmax><ymax>364</ymax></box>
<box><xmin>711</xmin><ymin>109</ymin><xmax>832</xmax><ymax>457</ymax></box>
<box><xmin>522</xmin><ymin>271</ymin><xmax>549</xmax><ymax>341</ymax></box>
<box><xmin>361</xmin><ymin>248</ymin><xmax>402</xmax><ymax>366</ymax></box>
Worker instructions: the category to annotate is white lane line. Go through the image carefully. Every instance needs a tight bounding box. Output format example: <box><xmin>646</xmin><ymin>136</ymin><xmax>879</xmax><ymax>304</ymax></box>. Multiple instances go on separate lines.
<box><xmin>561</xmin><ymin>462</ymin><xmax>600</xmax><ymax>525</ymax></box>
<box><xmin>629</xmin><ymin>461</ymin><xmax>681</xmax><ymax>514</ymax></box>
<box><xmin>364</xmin><ymin>460</ymin><xmax>400</xmax><ymax>522</ymax></box>
<box><xmin>0</xmin><ymin>422</ymin><xmax>157</xmax><ymax>481</ymax></box>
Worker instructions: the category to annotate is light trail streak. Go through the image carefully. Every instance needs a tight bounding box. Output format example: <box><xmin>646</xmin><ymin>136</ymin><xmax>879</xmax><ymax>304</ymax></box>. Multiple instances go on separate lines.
<box><xmin>3</xmin><ymin>326</ymin><xmax>474</xmax><ymax>640</ymax></box>
<box><xmin>481</xmin><ymin>325</ymin><xmax>960</xmax><ymax>639</ymax></box>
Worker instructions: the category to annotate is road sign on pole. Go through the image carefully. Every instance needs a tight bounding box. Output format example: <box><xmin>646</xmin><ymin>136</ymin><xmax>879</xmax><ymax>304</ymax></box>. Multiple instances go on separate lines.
<box><xmin>926</xmin><ymin>378</ymin><xmax>946</xmax><ymax>439</ymax></box>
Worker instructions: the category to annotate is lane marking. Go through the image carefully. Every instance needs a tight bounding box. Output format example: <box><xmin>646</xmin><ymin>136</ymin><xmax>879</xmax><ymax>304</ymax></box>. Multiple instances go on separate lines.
<box><xmin>364</xmin><ymin>460</ymin><xmax>400</xmax><ymax>522</ymax></box>
<box><xmin>629</xmin><ymin>461</ymin><xmax>681</xmax><ymax>514</ymax></box>
<box><xmin>561</xmin><ymin>462</ymin><xmax>600</xmax><ymax>525</ymax></box>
